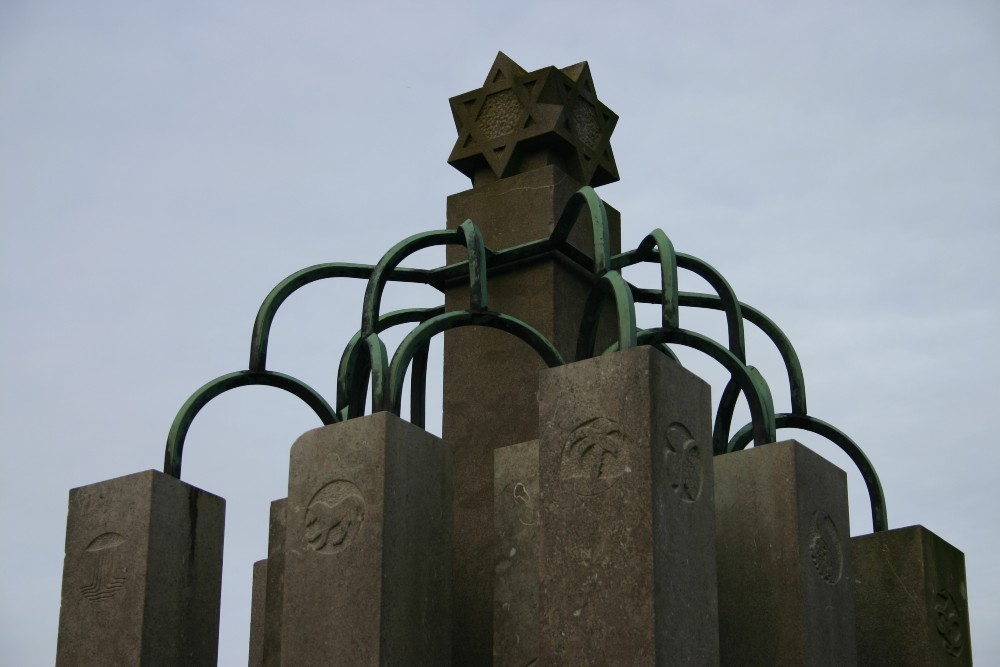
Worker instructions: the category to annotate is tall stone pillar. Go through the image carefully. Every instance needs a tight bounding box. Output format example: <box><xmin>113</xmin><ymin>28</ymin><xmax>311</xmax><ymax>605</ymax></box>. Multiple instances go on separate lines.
<box><xmin>55</xmin><ymin>470</ymin><xmax>225</xmax><ymax>667</ymax></box>
<box><xmin>443</xmin><ymin>51</ymin><xmax>621</xmax><ymax>665</ymax></box>
<box><xmin>279</xmin><ymin>413</ymin><xmax>453</xmax><ymax>666</ymax></box>
<box><xmin>714</xmin><ymin>441</ymin><xmax>858</xmax><ymax>666</ymax></box>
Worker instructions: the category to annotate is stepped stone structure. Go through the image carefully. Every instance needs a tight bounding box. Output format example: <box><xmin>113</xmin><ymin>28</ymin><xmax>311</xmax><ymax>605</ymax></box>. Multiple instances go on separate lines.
<box><xmin>56</xmin><ymin>53</ymin><xmax>973</xmax><ymax>666</ymax></box>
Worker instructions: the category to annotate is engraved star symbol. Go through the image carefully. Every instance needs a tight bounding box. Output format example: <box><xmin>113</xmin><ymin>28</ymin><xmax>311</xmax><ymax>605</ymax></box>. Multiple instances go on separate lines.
<box><xmin>448</xmin><ymin>52</ymin><xmax>619</xmax><ymax>187</ymax></box>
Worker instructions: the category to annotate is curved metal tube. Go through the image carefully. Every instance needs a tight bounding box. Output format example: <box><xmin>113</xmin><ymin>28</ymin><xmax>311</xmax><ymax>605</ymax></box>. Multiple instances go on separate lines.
<box><xmin>163</xmin><ymin>370</ymin><xmax>338</xmax><ymax>479</ymax></box>
<box><xmin>634</xmin><ymin>328</ymin><xmax>776</xmax><ymax>447</ymax></box>
<box><xmin>576</xmin><ymin>270</ymin><xmax>638</xmax><ymax>361</ymax></box>
<box><xmin>635</xmin><ymin>229</ymin><xmax>680</xmax><ymax>330</ymax></box>
<box><xmin>727</xmin><ymin>413</ymin><xmax>888</xmax><ymax>532</ymax></box>
<box><xmin>549</xmin><ymin>187</ymin><xmax>612</xmax><ymax>275</ymax></box>
<box><xmin>386</xmin><ymin>310</ymin><xmax>565</xmax><ymax>414</ymax></box>
<box><xmin>675</xmin><ymin>254</ymin><xmax>746</xmax><ymax>363</ymax></box>
<box><xmin>361</xmin><ymin>222</ymin><xmax>489</xmax><ymax>338</ymax></box>
<box><xmin>336</xmin><ymin>333</ymin><xmax>389</xmax><ymax>420</ymax></box>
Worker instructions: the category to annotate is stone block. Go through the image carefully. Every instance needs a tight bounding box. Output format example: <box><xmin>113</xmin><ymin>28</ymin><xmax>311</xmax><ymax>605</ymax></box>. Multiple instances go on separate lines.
<box><xmin>56</xmin><ymin>469</ymin><xmax>225</xmax><ymax>667</ymax></box>
<box><xmin>249</xmin><ymin>559</ymin><xmax>267</xmax><ymax>667</ymax></box>
<box><xmin>538</xmin><ymin>345</ymin><xmax>720</xmax><ymax>665</ymax></box>
<box><xmin>493</xmin><ymin>439</ymin><xmax>540</xmax><ymax>666</ymax></box>
<box><xmin>280</xmin><ymin>413</ymin><xmax>453</xmax><ymax>666</ymax></box>
<box><xmin>714</xmin><ymin>440</ymin><xmax>857</xmax><ymax>666</ymax></box>
<box><xmin>852</xmin><ymin>525</ymin><xmax>972</xmax><ymax>665</ymax></box>
<box><xmin>262</xmin><ymin>498</ymin><xmax>286</xmax><ymax>667</ymax></box>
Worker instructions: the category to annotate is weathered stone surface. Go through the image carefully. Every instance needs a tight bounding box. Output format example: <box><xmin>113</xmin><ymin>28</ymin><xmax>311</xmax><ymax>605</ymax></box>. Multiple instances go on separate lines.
<box><xmin>56</xmin><ymin>470</ymin><xmax>225</xmax><ymax>667</ymax></box>
<box><xmin>262</xmin><ymin>498</ymin><xmax>286</xmax><ymax>667</ymax></box>
<box><xmin>249</xmin><ymin>559</ymin><xmax>267</xmax><ymax>667</ymax></box>
<box><xmin>537</xmin><ymin>346</ymin><xmax>720</xmax><ymax>666</ymax></box>
<box><xmin>714</xmin><ymin>440</ymin><xmax>857</xmax><ymax>666</ymax></box>
<box><xmin>280</xmin><ymin>413</ymin><xmax>452</xmax><ymax>666</ymax></box>
<box><xmin>852</xmin><ymin>525</ymin><xmax>972</xmax><ymax>666</ymax></box>
<box><xmin>493</xmin><ymin>439</ymin><xmax>540</xmax><ymax>666</ymax></box>
<box><xmin>444</xmin><ymin>163</ymin><xmax>620</xmax><ymax>666</ymax></box>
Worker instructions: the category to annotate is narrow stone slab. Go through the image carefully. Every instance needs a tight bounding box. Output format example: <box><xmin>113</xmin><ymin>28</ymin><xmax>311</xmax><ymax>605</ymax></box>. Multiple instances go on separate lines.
<box><xmin>852</xmin><ymin>525</ymin><xmax>972</xmax><ymax>665</ymax></box>
<box><xmin>493</xmin><ymin>439</ymin><xmax>540</xmax><ymax>666</ymax></box>
<box><xmin>714</xmin><ymin>440</ymin><xmax>857</xmax><ymax>666</ymax></box>
<box><xmin>537</xmin><ymin>346</ymin><xmax>720</xmax><ymax>665</ymax></box>
<box><xmin>56</xmin><ymin>470</ymin><xmax>225</xmax><ymax>667</ymax></box>
<box><xmin>249</xmin><ymin>559</ymin><xmax>267</xmax><ymax>667</ymax></box>
<box><xmin>262</xmin><ymin>498</ymin><xmax>286</xmax><ymax>667</ymax></box>
<box><xmin>280</xmin><ymin>413</ymin><xmax>453</xmax><ymax>666</ymax></box>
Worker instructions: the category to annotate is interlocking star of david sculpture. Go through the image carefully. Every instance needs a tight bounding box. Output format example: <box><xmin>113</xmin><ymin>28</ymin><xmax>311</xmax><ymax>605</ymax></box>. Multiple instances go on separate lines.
<box><xmin>448</xmin><ymin>52</ymin><xmax>619</xmax><ymax>187</ymax></box>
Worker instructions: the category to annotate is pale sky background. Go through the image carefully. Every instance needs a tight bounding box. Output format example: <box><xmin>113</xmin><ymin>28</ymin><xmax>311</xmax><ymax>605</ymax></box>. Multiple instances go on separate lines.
<box><xmin>2</xmin><ymin>1</ymin><xmax>998</xmax><ymax>664</ymax></box>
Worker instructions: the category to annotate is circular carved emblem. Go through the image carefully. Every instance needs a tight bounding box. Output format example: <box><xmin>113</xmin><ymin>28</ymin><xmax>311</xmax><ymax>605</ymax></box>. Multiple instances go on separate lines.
<box><xmin>933</xmin><ymin>589</ymin><xmax>963</xmax><ymax>657</ymax></box>
<box><xmin>808</xmin><ymin>511</ymin><xmax>843</xmax><ymax>585</ymax></box>
<box><xmin>560</xmin><ymin>417</ymin><xmax>631</xmax><ymax>496</ymax></box>
<box><xmin>80</xmin><ymin>532</ymin><xmax>127</xmax><ymax>601</ymax></box>
<box><xmin>665</xmin><ymin>423</ymin><xmax>703</xmax><ymax>503</ymax></box>
<box><xmin>305</xmin><ymin>480</ymin><xmax>365</xmax><ymax>555</ymax></box>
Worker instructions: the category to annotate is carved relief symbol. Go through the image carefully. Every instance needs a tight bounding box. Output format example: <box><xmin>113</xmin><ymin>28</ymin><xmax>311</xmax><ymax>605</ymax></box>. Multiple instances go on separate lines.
<box><xmin>304</xmin><ymin>480</ymin><xmax>365</xmax><ymax>555</ymax></box>
<box><xmin>79</xmin><ymin>532</ymin><xmax>127</xmax><ymax>601</ymax></box>
<box><xmin>933</xmin><ymin>589</ymin><xmax>964</xmax><ymax>657</ymax></box>
<box><xmin>561</xmin><ymin>417</ymin><xmax>630</xmax><ymax>495</ymax></box>
<box><xmin>808</xmin><ymin>511</ymin><xmax>843</xmax><ymax>585</ymax></box>
<box><xmin>664</xmin><ymin>423</ymin><xmax>703</xmax><ymax>503</ymax></box>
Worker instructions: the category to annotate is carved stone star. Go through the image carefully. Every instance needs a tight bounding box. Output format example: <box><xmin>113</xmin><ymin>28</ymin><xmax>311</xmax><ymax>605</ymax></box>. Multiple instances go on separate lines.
<box><xmin>448</xmin><ymin>52</ymin><xmax>619</xmax><ymax>187</ymax></box>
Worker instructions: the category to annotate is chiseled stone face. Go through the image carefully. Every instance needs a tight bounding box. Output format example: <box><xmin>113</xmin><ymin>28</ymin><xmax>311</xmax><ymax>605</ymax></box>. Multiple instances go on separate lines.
<box><xmin>536</xmin><ymin>346</ymin><xmax>720</xmax><ymax>666</ymax></box>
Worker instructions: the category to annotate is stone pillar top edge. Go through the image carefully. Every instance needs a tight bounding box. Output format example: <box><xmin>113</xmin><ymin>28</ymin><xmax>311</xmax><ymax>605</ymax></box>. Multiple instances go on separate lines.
<box><xmin>447</xmin><ymin>51</ymin><xmax>619</xmax><ymax>188</ymax></box>
<box><xmin>68</xmin><ymin>468</ymin><xmax>224</xmax><ymax>500</ymax></box>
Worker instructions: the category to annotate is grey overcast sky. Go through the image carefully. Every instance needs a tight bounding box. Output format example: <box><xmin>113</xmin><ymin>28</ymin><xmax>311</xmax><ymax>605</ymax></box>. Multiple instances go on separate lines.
<box><xmin>2</xmin><ymin>1</ymin><xmax>998</xmax><ymax>664</ymax></box>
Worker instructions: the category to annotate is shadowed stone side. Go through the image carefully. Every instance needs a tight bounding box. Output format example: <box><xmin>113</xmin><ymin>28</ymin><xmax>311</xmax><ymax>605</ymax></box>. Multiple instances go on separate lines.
<box><xmin>537</xmin><ymin>346</ymin><xmax>720</xmax><ymax>666</ymax></box>
<box><xmin>280</xmin><ymin>413</ymin><xmax>452</xmax><ymax>666</ymax></box>
<box><xmin>249</xmin><ymin>559</ymin><xmax>267</xmax><ymax>667</ymax></box>
<box><xmin>494</xmin><ymin>440</ymin><xmax>540</xmax><ymax>666</ymax></box>
<box><xmin>852</xmin><ymin>525</ymin><xmax>972</xmax><ymax>666</ymax></box>
<box><xmin>56</xmin><ymin>470</ymin><xmax>225</xmax><ymax>667</ymax></box>
<box><xmin>714</xmin><ymin>441</ymin><xmax>857</xmax><ymax>667</ymax></box>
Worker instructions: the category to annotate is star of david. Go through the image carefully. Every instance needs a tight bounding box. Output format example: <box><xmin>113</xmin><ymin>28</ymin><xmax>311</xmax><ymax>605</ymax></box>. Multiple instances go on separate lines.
<box><xmin>448</xmin><ymin>52</ymin><xmax>619</xmax><ymax>187</ymax></box>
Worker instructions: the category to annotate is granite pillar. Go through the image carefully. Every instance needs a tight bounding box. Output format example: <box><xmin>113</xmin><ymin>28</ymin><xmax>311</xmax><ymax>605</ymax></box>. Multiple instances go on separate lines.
<box><xmin>249</xmin><ymin>559</ymin><xmax>267</xmax><ymax>667</ymax></box>
<box><xmin>55</xmin><ymin>470</ymin><xmax>225</xmax><ymax>667</ymax></box>
<box><xmin>714</xmin><ymin>440</ymin><xmax>857</xmax><ymax>666</ymax></box>
<box><xmin>262</xmin><ymin>498</ymin><xmax>286</xmax><ymax>667</ymax></box>
<box><xmin>279</xmin><ymin>413</ymin><xmax>452</xmax><ymax>666</ymax></box>
<box><xmin>537</xmin><ymin>346</ymin><xmax>720</xmax><ymax>665</ymax></box>
<box><xmin>493</xmin><ymin>439</ymin><xmax>541</xmax><ymax>666</ymax></box>
<box><xmin>852</xmin><ymin>525</ymin><xmax>972</xmax><ymax>665</ymax></box>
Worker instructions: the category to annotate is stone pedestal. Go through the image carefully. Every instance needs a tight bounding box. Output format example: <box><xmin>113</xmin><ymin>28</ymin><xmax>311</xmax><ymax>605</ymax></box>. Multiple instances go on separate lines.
<box><xmin>714</xmin><ymin>441</ymin><xmax>857</xmax><ymax>666</ymax></box>
<box><xmin>493</xmin><ymin>439</ymin><xmax>541</xmax><ymax>666</ymax></box>
<box><xmin>55</xmin><ymin>470</ymin><xmax>225</xmax><ymax>667</ymax></box>
<box><xmin>249</xmin><ymin>559</ymin><xmax>267</xmax><ymax>667</ymax></box>
<box><xmin>852</xmin><ymin>525</ymin><xmax>972</xmax><ymax>665</ymax></box>
<box><xmin>537</xmin><ymin>346</ymin><xmax>720</xmax><ymax>665</ymax></box>
<box><xmin>279</xmin><ymin>413</ymin><xmax>453</xmax><ymax>666</ymax></box>
<box><xmin>262</xmin><ymin>498</ymin><xmax>286</xmax><ymax>667</ymax></box>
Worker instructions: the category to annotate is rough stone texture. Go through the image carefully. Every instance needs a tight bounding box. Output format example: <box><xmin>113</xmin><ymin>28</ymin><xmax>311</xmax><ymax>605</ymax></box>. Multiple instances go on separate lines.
<box><xmin>714</xmin><ymin>440</ymin><xmax>857</xmax><ymax>667</ymax></box>
<box><xmin>56</xmin><ymin>470</ymin><xmax>225</xmax><ymax>667</ymax></box>
<box><xmin>852</xmin><ymin>525</ymin><xmax>972</xmax><ymax>666</ymax></box>
<box><xmin>537</xmin><ymin>346</ymin><xmax>720</xmax><ymax>666</ymax></box>
<box><xmin>249</xmin><ymin>559</ymin><xmax>267</xmax><ymax>667</ymax></box>
<box><xmin>444</xmin><ymin>163</ymin><xmax>620</xmax><ymax>666</ymax></box>
<box><xmin>280</xmin><ymin>413</ymin><xmax>453</xmax><ymax>666</ymax></box>
<box><xmin>262</xmin><ymin>498</ymin><xmax>286</xmax><ymax>667</ymax></box>
<box><xmin>493</xmin><ymin>440</ymin><xmax>540</xmax><ymax>666</ymax></box>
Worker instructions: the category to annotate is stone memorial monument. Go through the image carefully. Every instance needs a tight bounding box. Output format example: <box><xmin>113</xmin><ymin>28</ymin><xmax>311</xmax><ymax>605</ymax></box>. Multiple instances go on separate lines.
<box><xmin>57</xmin><ymin>53</ymin><xmax>973</xmax><ymax>666</ymax></box>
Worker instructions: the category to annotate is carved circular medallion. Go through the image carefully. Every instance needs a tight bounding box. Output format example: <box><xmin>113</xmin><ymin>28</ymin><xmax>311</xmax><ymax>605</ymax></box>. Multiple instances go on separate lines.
<box><xmin>808</xmin><ymin>511</ymin><xmax>843</xmax><ymax>585</ymax></box>
<box><xmin>305</xmin><ymin>480</ymin><xmax>365</xmax><ymax>555</ymax></box>
<box><xmin>560</xmin><ymin>417</ymin><xmax>631</xmax><ymax>496</ymax></box>
<box><xmin>665</xmin><ymin>422</ymin><xmax>703</xmax><ymax>503</ymax></box>
<box><xmin>934</xmin><ymin>589</ymin><xmax>963</xmax><ymax>657</ymax></box>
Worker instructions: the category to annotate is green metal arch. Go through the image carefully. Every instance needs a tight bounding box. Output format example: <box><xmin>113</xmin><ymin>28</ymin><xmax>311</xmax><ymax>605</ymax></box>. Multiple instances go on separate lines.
<box><xmin>576</xmin><ymin>270</ymin><xmax>638</xmax><ymax>361</ymax></box>
<box><xmin>728</xmin><ymin>413</ymin><xmax>888</xmax><ymax>532</ymax></box>
<box><xmin>550</xmin><ymin>186</ymin><xmax>612</xmax><ymax>276</ymax></box>
<box><xmin>163</xmin><ymin>370</ymin><xmax>338</xmax><ymax>479</ymax></box>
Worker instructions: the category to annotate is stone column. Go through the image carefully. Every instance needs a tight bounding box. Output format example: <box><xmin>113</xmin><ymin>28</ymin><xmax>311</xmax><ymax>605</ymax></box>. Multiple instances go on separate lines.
<box><xmin>279</xmin><ymin>413</ymin><xmax>452</xmax><ymax>666</ymax></box>
<box><xmin>852</xmin><ymin>525</ymin><xmax>972</xmax><ymax>666</ymax></box>
<box><xmin>714</xmin><ymin>440</ymin><xmax>857</xmax><ymax>666</ymax></box>
<box><xmin>56</xmin><ymin>470</ymin><xmax>225</xmax><ymax>667</ymax></box>
<box><xmin>444</xmin><ymin>51</ymin><xmax>621</xmax><ymax>666</ymax></box>
<box><xmin>249</xmin><ymin>559</ymin><xmax>267</xmax><ymax>667</ymax></box>
<box><xmin>537</xmin><ymin>346</ymin><xmax>720</xmax><ymax>665</ymax></box>
<box><xmin>262</xmin><ymin>498</ymin><xmax>286</xmax><ymax>667</ymax></box>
